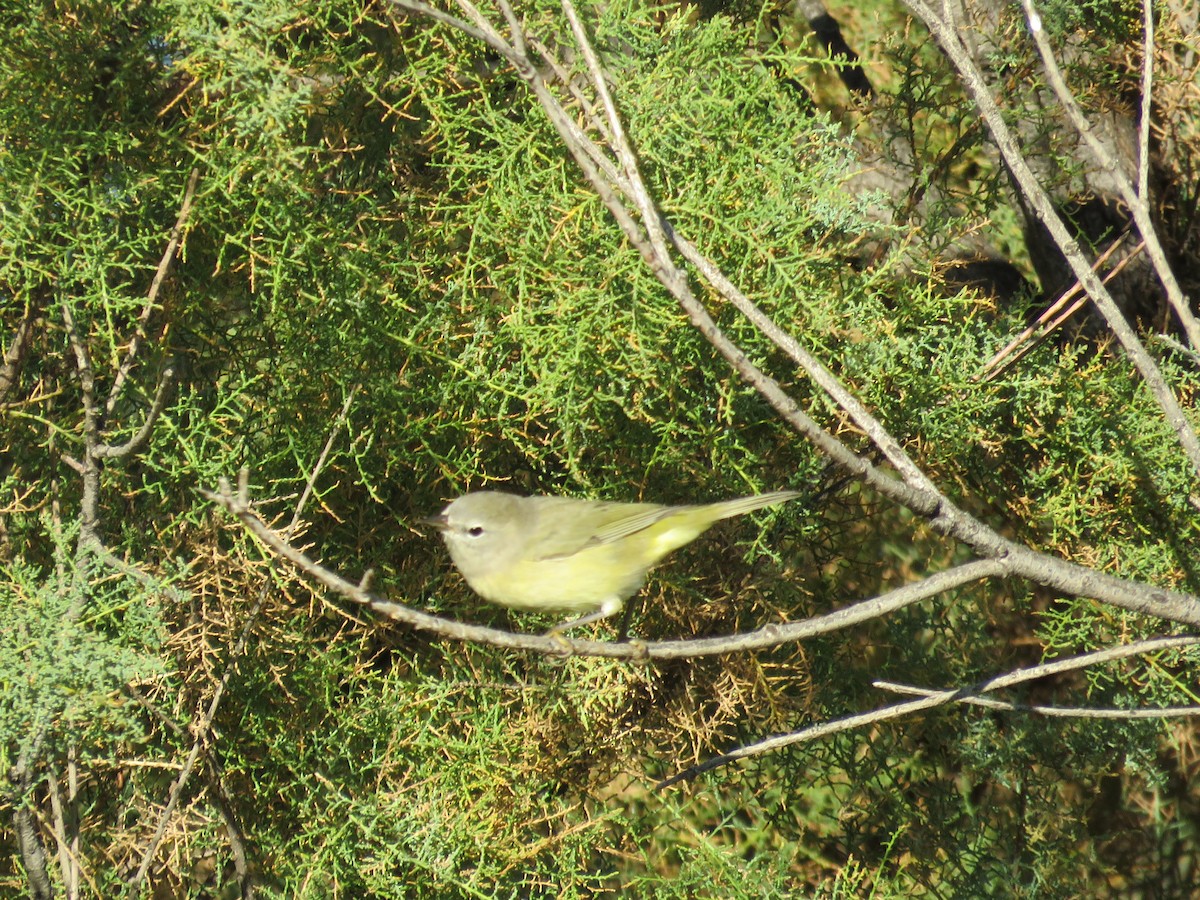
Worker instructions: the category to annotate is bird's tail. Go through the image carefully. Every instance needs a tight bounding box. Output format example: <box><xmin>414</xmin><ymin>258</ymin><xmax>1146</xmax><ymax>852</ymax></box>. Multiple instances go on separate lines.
<box><xmin>705</xmin><ymin>489</ymin><xmax>801</xmax><ymax>521</ymax></box>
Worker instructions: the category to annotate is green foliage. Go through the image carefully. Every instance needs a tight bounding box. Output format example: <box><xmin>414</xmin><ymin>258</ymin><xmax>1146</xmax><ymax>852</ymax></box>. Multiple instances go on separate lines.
<box><xmin>0</xmin><ymin>543</ymin><xmax>167</xmax><ymax>771</ymax></box>
<box><xmin>1037</xmin><ymin>0</ymin><xmax>1142</xmax><ymax>42</ymax></box>
<box><xmin>3</xmin><ymin>0</ymin><xmax>1200</xmax><ymax>897</ymax></box>
<box><xmin>392</xmin><ymin>0</ymin><xmax>861</xmax><ymax>495</ymax></box>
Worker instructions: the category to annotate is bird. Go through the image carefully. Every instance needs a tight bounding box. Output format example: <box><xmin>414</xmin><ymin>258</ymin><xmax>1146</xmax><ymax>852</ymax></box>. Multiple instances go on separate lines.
<box><xmin>423</xmin><ymin>489</ymin><xmax>799</xmax><ymax>636</ymax></box>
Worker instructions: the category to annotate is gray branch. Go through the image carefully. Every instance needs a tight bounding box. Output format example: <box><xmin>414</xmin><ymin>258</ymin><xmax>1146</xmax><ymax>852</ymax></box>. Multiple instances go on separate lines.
<box><xmin>659</xmin><ymin>635</ymin><xmax>1200</xmax><ymax>786</ymax></box>
<box><xmin>904</xmin><ymin>0</ymin><xmax>1200</xmax><ymax>475</ymax></box>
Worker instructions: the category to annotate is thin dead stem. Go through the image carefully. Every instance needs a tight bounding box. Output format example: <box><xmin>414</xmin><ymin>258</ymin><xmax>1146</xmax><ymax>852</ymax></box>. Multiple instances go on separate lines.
<box><xmin>659</xmin><ymin>635</ymin><xmax>1200</xmax><ymax>786</ymax></box>
<box><xmin>901</xmin><ymin>0</ymin><xmax>1200</xmax><ymax>475</ymax></box>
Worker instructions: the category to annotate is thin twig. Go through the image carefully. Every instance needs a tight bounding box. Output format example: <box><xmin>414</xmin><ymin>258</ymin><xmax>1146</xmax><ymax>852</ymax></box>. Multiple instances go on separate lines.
<box><xmin>60</xmin><ymin>300</ymin><xmax>102</xmax><ymax>541</ymax></box>
<box><xmin>93</xmin><ymin>363</ymin><xmax>177</xmax><ymax>461</ymax></box>
<box><xmin>903</xmin><ymin>0</ymin><xmax>1200</xmax><ymax>477</ymax></box>
<box><xmin>127</xmin><ymin>386</ymin><xmax>359</xmax><ymax>895</ymax></box>
<box><xmin>1138</xmin><ymin>0</ymin><xmax>1154</xmax><ymax>203</ymax></box>
<box><xmin>66</xmin><ymin>748</ymin><xmax>81</xmax><ymax>900</ymax></box>
<box><xmin>290</xmin><ymin>384</ymin><xmax>359</xmax><ymax>532</ymax></box>
<box><xmin>658</xmin><ymin>635</ymin><xmax>1200</xmax><ymax>786</ymax></box>
<box><xmin>658</xmin><ymin>693</ymin><xmax>951</xmax><ymax>789</ymax></box>
<box><xmin>45</xmin><ymin>759</ymin><xmax>76</xmax><ymax>900</ymax></box>
<box><xmin>1018</xmin><ymin>0</ymin><xmax>1200</xmax><ymax>348</ymax></box>
<box><xmin>876</xmin><ymin>679</ymin><xmax>1200</xmax><ymax>718</ymax></box>
<box><xmin>561</xmin><ymin>0</ymin><xmax>678</xmax><ymax>277</ymax></box>
<box><xmin>394</xmin><ymin>0</ymin><xmax>518</xmax><ymax>63</ymax></box>
<box><xmin>106</xmin><ymin>169</ymin><xmax>199</xmax><ymax>417</ymax></box>
<box><xmin>1155</xmin><ymin>332</ymin><xmax>1200</xmax><ymax>366</ymax></box>
<box><xmin>494</xmin><ymin>0</ymin><xmax>527</xmax><ymax>57</ymax></box>
<box><xmin>981</xmin><ymin>239</ymin><xmax>1145</xmax><ymax>381</ymax></box>
<box><xmin>85</xmin><ymin>541</ymin><xmax>188</xmax><ymax>602</ymax></box>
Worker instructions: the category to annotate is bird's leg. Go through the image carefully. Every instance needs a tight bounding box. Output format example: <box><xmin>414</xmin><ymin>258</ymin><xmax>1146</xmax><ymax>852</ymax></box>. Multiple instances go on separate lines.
<box><xmin>616</xmin><ymin>594</ymin><xmax>643</xmax><ymax>642</ymax></box>
<box><xmin>545</xmin><ymin>597</ymin><xmax>624</xmax><ymax>646</ymax></box>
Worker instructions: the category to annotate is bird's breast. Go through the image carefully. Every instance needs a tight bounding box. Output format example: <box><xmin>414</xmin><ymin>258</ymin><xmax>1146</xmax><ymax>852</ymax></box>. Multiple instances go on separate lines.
<box><xmin>464</xmin><ymin>543</ymin><xmax>650</xmax><ymax>614</ymax></box>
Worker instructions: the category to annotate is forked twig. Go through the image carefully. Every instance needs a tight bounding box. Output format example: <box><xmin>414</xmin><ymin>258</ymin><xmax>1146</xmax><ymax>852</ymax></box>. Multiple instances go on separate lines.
<box><xmin>981</xmin><ymin>238</ymin><xmax>1146</xmax><ymax>381</ymax></box>
<box><xmin>658</xmin><ymin>635</ymin><xmax>1200</xmax><ymax>787</ymax></box>
<box><xmin>876</xmin><ymin>678</ymin><xmax>1200</xmax><ymax>718</ymax></box>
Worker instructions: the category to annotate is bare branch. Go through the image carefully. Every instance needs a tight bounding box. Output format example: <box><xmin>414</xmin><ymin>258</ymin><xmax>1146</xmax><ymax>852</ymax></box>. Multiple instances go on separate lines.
<box><xmin>0</xmin><ymin>298</ymin><xmax>41</xmax><ymax>405</ymax></box>
<box><xmin>93</xmin><ymin>363</ymin><xmax>177</xmax><ymax>461</ymax></box>
<box><xmin>658</xmin><ymin>693</ymin><xmax>949</xmax><ymax>789</ymax></box>
<box><xmin>206</xmin><ymin>757</ymin><xmax>256</xmax><ymax>898</ymax></box>
<box><xmin>392</xmin><ymin>0</ymin><xmax>523</xmax><ymax>66</ymax></box>
<box><xmin>904</xmin><ymin>0</ymin><xmax>1200</xmax><ymax>475</ymax></box>
<box><xmin>10</xmin><ymin>727</ymin><xmax>54</xmax><ymax>900</ymax></box>
<box><xmin>659</xmin><ymin>635</ymin><xmax>1200</xmax><ymax>787</ymax></box>
<box><xmin>46</xmin><ymin>750</ymin><xmax>88</xmax><ymax>900</ymax></box>
<box><xmin>1138</xmin><ymin>0</ymin><xmax>1154</xmax><ymax>202</ymax></box>
<box><xmin>60</xmin><ymin>299</ymin><xmax>101</xmax><ymax>543</ymax></box>
<box><xmin>1019</xmin><ymin>0</ymin><xmax>1199</xmax><ymax>347</ymax></box>
<box><xmin>288</xmin><ymin>384</ymin><xmax>359</xmax><ymax>534</ymax></box>
<box><xmin>12</xmin><ymin>801</ymin><xmax>53</xmax><ymax>900</ymax></box>
<box><xmin>562</xmin><ymin>0</ymin><xmax>676</xmax><ymax>275</ymax></box>
<box><xmin>981</xmin><ymin>238</ymin><xmax>1145</xmax><ymax>381</ymax></box>
<box><xmin>1155</xmin><ymin>332</ymin><xmax>1200</xmax><ymax>366</ymax></box>
<box><xmin>493</xmin><ymin>0</ymin><xmax>527</xmax><ymax>59</ymax></box>
<box><xmin>876</xmin><ymin>680</ymin><xmax>1200</xmax><ymax>719</ymax></box>
<box><xmin>85</xmin><ymin>541</ymin><xmax>188</xmax><ymax>602</ymax></box>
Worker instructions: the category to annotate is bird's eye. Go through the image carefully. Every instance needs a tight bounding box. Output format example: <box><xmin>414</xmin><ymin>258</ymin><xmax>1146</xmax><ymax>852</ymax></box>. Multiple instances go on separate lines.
<box><xmin>467</xmin><ymin>525</ymin><xmax>485</xmax><ymax>537</ymax></box>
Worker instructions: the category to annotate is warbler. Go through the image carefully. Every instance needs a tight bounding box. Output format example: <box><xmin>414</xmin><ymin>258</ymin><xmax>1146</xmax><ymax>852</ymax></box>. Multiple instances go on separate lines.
<box><xmin>423</xmin><ymin>489</ymin><xmax>799</xmax><ymax>635</ymax></box>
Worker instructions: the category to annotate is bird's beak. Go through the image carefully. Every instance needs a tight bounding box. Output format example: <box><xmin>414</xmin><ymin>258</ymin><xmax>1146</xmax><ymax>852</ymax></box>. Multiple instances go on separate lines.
<box><xmin>418</xmin><ymin>513</ymin><xmax>449</xmax><ymax>531</ymax></box>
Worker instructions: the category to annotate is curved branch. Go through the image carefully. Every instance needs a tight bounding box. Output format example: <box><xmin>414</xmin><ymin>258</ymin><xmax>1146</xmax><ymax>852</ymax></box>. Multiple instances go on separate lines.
<box><xmin>94</xmin><ymin>363</ymin><xmax>176</xmax><ymax>461</ymax></box>
<box><xmin>205</xmin><ymin>482</ymin><xmax>1013</xmax><ymax>659</ymax></box>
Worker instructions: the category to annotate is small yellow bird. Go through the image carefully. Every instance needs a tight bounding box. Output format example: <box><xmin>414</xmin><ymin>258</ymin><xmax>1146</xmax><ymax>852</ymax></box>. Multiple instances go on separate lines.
<box><xmin>423</xmin><ymin>490</ymin><xmax>799</xmax><ymax>635</ymax></box>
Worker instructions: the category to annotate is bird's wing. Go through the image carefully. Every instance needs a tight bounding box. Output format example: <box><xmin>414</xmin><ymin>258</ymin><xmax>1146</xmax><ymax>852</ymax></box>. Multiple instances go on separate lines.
<box><xmin>525</xmin><ymin>497</ymin><xmax>675</xmax><ymax>560</ymax></box>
